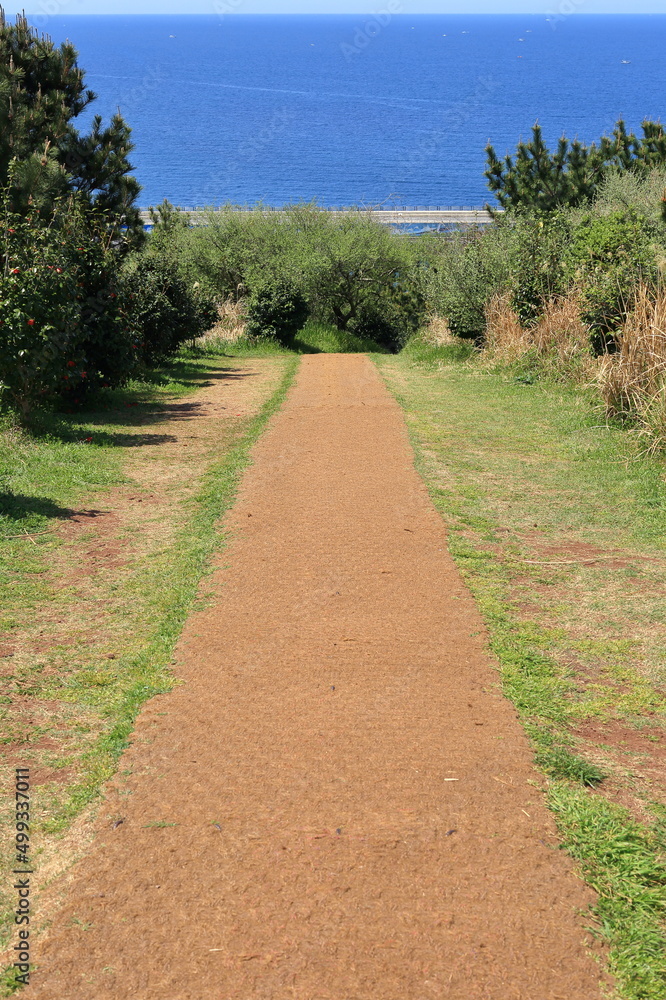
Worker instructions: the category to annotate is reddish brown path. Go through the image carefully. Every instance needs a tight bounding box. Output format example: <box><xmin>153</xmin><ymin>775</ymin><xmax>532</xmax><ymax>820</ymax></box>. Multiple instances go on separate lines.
<box><xmin>29</xmin><ymin>354</ymin><xmax>604</xmax><ymax>1000</ymax></box>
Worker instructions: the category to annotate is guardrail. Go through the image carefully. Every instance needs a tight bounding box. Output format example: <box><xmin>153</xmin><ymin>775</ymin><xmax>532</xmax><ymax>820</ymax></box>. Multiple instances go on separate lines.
<box><xmin>139</xmin><ymin>206</ymin><xmax>500</xmax><ymax>227</ymax></box>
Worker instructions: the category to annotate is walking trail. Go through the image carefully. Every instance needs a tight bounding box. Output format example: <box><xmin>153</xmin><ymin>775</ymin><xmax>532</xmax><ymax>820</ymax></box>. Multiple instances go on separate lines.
<box><xmin>29</xmin><ymin>354</ymin><xmax>604</xmax><ymax>999</ymax></box>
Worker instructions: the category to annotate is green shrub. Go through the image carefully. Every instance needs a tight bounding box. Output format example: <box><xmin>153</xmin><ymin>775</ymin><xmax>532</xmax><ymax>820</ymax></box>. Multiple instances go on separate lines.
<box><xmin>562</xmin><ymin>210</ymin><xmax>661</xmax><ymax>350</ymax></box>
<box><xmin>123</xmin><ymin>255</ymin><xmax>217</xmax><ymax>365</ymax></box>
<box><xmin>510</xmin><ymin>213</ymin><xmax>571</xmax><ymax>326</ymax></box>
<box><xmin>192</xmin><ymin>204</ymin><xmax>421</xmax><ymax>337</ymax></box>
<box><xmin>349</xmin><ymin>307</ymin><xmax>402</xmax><ymax>352</ymax></box>
<box><xmin>588</xmin><ymin>166</ymin><xmax>666</xmax><ymax>226</ymax></box>
<box><xmin>349</xmin><ymin>285</ymin><xmax>424</xmax><ymax>353</ymax></box>
<box><xmin>0</xmin><ymin>204</ymin><xmax>136</xmax><ymax>414</ymax></box>
<box><xmin>67</xmin><ymin>236</ymin><xmax>136</xmax><ymax>398</ymax></box>
<box><xmin>0</xmin><ymin>221</ymin><xmax>82</xmax><ymax>414</ymax></box>
<box><xmin>245</xmin><ymin>280</ymin><xmax>309</xmax><ymax>344</ymax></box>
<box><xmin>191</xmin><ymin>205</ymin><xmax>298</xmax><ymax>301</ymax></box>
<box><xmin>508</xmin><ymin>209</ymin><xmax>663</xmax><ymax>354</ymax></box>
<box><xmin>420</xmin><ymin>226</ymin><xmax>512</xmax><ymax>340</ymax></box>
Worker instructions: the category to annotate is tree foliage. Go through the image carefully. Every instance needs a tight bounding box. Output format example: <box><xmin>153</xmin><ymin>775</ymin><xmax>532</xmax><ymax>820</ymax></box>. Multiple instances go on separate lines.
<box><xmin>123</xmin><ymin>253</ymin><xmax>218</xmax><ymax>365</ymax></box>
<box><xmin>562</xmin><ymin>210</ymin><xmax>660</xmax><ymax>348</ymax></box>
<box><xmin>0</xmin><ymin>201</ymin><xmax>136</xmax><ymax>414</ymax></box>
<box><xmin>509</xmin><ymin>214</ymin><xmax>571</xmax><ymax>325</ymax></box>
<box><xmin>245</xmin><ymin>280</ymin><xmax>308</xmax><ymax>344</ymax></box>
<box><xmin>418</xmin><ymin>226</ymin><xmax>512</xmax><ymax>340</ymax></box>
<box><xmin>486</xmin><ymin>120</ymin><xmax>666</xmax><ymax>214</ymax></box>
<box><xmin>148</xmin><ymin>199</ymin><xmax>191</xmax><ymax>241</ymax></box>
<box><xmin>0</xmin><ymin>10</ymin><xmax>142</xmax><ymax>243</ymax></box>
<box><xmin>193</xmin><ymin>203</ymin><xmax>422</xmax><ymax>344</ymax></box>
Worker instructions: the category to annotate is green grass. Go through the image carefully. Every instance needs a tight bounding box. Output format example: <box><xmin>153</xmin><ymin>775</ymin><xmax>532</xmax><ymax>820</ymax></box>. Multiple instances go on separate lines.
<box><xmin>378</xmin><ymin>348</ymin><xmax>666</xmax><ymax>1000</ymax></box>
<box><xmin>399</xmin><ymin>333</ymin><xmax>477</xmax><ymax>368</ymax></box>
<box><xmin>198</xmin><ymin>319</ymin><xmax>386</xmax><ymax>358</ymax></box>
<box><xmin>197</xmin><ymin>335</ymin><xmax>293</xmax><ymax>358</ymax></box>
<box><xmin>291</xmin><ymin>319</ymin><xmax>388</xmax><ymax>354</ymax></box>
<box><xmin>551</xmin><ymin>787</ymin><xmax>666</xmax><ymax>998</ymax></box>
<box><xmin>1</xmin><ymin>354</ymin><xmax>238</xmax><ymax>538</ymax></box>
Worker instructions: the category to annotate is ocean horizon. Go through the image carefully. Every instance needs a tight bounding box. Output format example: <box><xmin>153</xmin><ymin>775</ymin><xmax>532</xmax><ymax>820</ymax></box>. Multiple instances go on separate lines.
<box><xmin>34</xmin><ymin>13</ymin><xmax>666</xmax><ymax>208</ymax></box>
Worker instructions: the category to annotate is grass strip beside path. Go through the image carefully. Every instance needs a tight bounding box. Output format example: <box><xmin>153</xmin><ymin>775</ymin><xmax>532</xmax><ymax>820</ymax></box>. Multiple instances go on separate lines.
<box><xmin>376</xmin><ymin>351</ymin><xmax>666</xmax><ymax>1000</ymax></box>
<box><xmin>42</xmin><ymin>354</ymin><xmax>299</xmax><ymax>830</ymax></box>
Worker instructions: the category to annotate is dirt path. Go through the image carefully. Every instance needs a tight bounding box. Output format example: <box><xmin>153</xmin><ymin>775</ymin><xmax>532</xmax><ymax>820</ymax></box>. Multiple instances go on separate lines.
<box><xmin>28</xmin><ymin>354</ymin><xmax>605</xmax><ymax>999</ymax></box>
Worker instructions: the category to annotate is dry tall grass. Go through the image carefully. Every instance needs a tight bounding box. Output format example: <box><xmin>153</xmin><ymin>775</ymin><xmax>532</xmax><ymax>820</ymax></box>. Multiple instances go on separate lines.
<box><xmin>199</xmin><ymin>299</ymin><xmax>247</xmax><ymax>345</ymax></box>
<box><xmin>484</xmin><ymin>292</ymin><xmax>527</xmax><ymax>360</ymax></box>
<box><xmin>484</xmin><ymin>291</ymin><xmax>592</xmax><ymax>375</ymax></box>
<box><xmin>597</xmin><ymin>285</ymin><xmax>666</xmax><ymax>449</ymax></box>
<box><xmin>422</xmin><ymin>315</ymin><xmax>457</xmax><ymax>346</ymax></box>
<box><xmin>532</xmin><ymin>296</ymin><xmax>590</xmax><ymax>363</ymax></box>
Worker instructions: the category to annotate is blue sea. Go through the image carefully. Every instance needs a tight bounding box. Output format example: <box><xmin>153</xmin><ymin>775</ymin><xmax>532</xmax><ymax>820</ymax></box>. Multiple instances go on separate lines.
<box><xmin>35</xmin><ymin>14</ymin><xmax>666</xmax><ymax>209</ymax></box>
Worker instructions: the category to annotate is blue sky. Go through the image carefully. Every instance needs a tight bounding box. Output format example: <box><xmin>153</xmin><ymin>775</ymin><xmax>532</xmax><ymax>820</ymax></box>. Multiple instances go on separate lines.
<box><xmin>18</xmin><ymin>0</ymin><xmax>666</xmax><ymax>15</ymax></box>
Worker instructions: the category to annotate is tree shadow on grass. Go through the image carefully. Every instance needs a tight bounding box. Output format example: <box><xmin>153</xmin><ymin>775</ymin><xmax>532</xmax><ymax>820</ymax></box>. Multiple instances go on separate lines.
<box><xmin>0</xmin><ymin>492</ymin><xmax>76</xmax><ymax>528</ymax></box>
<box><xmin>83</xmin><ymin>431</ymin><xmax>180</xmax><ymax>447</ymax></box>
<box><xmin>0</xmin><ymin>492</ymin><xmax>126</xmax><ymax>536</ymax></box>
<box><xmin>84</xmin><ymin>400</ymin><xmax>205</xmax><ymax>430</ymax></box>
<box><xmin>287</xmin><ymin>336</ymin><xmax>322</xmax><ymax>354</ymax></box>
<box><xmin>204</xmin><ymin>369</ymin><xmax>261</xmax><ymax>379</ymax></box>
<box><xmin>139</xmin><ymin>362</ymin><xmax>258</xmax><ymax>390</ymax></box>
<box><xmin>22</xmin><ymin>411</ymin><xmax>181</xmax><ymax>448</ymax></box>
<box><xmin>22</xmin><ymin>365</ymin><xmax>258</xmax><ymax>446</ymax></box>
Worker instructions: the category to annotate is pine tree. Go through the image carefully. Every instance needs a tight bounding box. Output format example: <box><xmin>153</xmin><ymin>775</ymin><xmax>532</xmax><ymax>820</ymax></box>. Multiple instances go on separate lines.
<box><xmin>0</xmin><ymin>10</ymin><xmax>142</xmax><ymax>242</ymax></box>
<box><xmin>486</xmin><ymin>119</ymin><xmax>666</xmax><ymax>213</ymax></box>
<box><xmin>65</xmin><ymin>113</ymin><xmax>142</xmax><ymax>240</ymax></box>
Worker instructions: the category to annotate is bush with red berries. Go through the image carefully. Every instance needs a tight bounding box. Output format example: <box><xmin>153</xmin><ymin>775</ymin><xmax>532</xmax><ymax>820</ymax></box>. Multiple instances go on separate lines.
<box><xmin>0</xmin><ymin>204</ymin><xmax>140</xmax><ymax>415</ymax></box>
<box><xmin>0</xmin><ymin>213</ymin><xmax>83</xmax><ymax>414</ymax></box>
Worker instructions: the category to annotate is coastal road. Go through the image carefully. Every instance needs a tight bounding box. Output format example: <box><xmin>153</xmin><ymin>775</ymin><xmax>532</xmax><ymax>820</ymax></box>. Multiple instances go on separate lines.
<box><xmin>139</xmin><ymin>207</ymin><xmax>498</xmax><ymax>227</ymax></box>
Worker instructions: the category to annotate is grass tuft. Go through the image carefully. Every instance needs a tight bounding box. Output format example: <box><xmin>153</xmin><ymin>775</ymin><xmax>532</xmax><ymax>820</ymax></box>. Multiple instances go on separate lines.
<box><xmin>551</xmin><ymin>785</ymin><xmax>666</xmax><ymax>1000</ymax></box>
<box><xmin>536</xmin><ymin>746</ymin><xmax>606</xmax><ymax>786</ymax></box>
<box><xmin>400</xmin><ymin>333</ymin><xmax>477</xmax><ymax>368</ymax></box>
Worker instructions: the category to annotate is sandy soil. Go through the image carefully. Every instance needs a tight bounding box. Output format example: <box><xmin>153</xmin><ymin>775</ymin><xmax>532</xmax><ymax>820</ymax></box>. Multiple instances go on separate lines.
<box><xmin>27</xmin><ymin>354</ymin><xmax>605</xmax><ymax>999</ymax></box>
